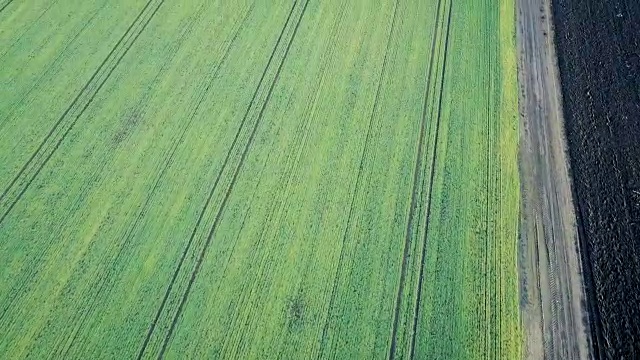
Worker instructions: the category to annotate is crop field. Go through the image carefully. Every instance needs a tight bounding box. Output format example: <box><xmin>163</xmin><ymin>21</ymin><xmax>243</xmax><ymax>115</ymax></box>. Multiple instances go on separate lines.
<box><xmin>0</xmin><ymin>0</ymin><xmax>520</xmax><ymax>359</ymax></box>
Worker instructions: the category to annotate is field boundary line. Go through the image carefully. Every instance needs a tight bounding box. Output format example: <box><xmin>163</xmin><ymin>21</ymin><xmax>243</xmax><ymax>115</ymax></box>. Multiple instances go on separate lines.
<box><xmin>408</xmin><ymin>0</ymin><xmax>453</xmax><ymax>358</ymax></box>
<box><xmin>316</xmin><ymin>0</ymin><xmax>400</xmax><ymax>355</ymax></box>
<box><xmin>155</xmin><ymin>1</ymin><xmax>311</xmax><ymax>357</ymax></box>
<box><xmin>0</xmin><ymin>0</ymin><xmax>165</xmax><ymax>227</ymax></box>
<box><xmin>135</xmin><ymin>2</ymin><xmax>304</xmax><ymax>358</ymax></box>
<box><xmin>386</xmin><ymin>0</ymin><xmax>445</xmax><ymax>357</ymax></box>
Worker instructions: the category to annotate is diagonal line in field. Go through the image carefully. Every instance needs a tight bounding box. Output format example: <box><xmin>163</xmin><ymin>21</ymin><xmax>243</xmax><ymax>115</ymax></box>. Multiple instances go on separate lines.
<box><xmin>134</xmin><ymin>2</ymin><xmax>311</xmax><ymax>359</ymax></box>
<box><xmin>155</xmin><ymin>1</ymin><xmax>311</xmax><ymax>358</ymax></box>
<box><xmin>409</xmin><ymin>0</ymin><xmax>453</xmax><ymax>358</ymax></box>
<box><xmin>50</xmin><ymin>4</ymin><xmax>259</xmax><ymax>358</ymax></box>
<box><xmin>0</xmin><ymin>0</ymin><xmax>14</xmax><ymax>14</ymax></box>
<box><xmin>0</xmin><ymin>0</ymin><xmax>166</xmax><ymax>227</ymax></box>
<box><xmin>134</xmin><ymin>1</ymin><xmax>299</xmax><ymax>357</ymax></box>
<box><xmin>316</xmin><ymin>0</ymin><xmax>401</xmax><ymax>356</ymax></box>
<box><xmin>387</xmin><ymin>0</ymin><xmax>446</xmax><ymax>357</ymax></box>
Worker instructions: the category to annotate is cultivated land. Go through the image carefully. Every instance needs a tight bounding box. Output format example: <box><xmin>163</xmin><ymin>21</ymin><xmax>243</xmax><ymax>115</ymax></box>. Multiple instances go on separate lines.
<box><xmin>551</xmin><ymin>0</ymin><xmax>640</xmax><ymax>357</ymax></box>
<box><xmin>0</xmin><ymin>0</ymin><xmax>521</xmax><ymax>358</ymax></box>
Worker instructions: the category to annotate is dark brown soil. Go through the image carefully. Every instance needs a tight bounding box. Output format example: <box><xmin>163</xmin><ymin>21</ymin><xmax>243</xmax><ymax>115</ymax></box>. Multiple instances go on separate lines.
<box><xmin>551</xmin><ymin>0</ymin><xmax>640</xmax><ymax>357</ymax></box>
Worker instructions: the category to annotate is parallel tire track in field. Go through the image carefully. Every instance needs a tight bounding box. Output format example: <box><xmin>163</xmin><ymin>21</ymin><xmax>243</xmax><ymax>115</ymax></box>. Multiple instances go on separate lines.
<box><xmin>54</xmin><ymin>5</ymin><xmax>258</xmax><ymax>358</ymax></box>
<box><xmin>545</xmin><ymin>228</ymin><xmax>558</xmax><ymax>358</ymax></box>
<box><xmin>0</xmin><ymin>1</ymin><xmax>219</xmax><ymax>326</ymax></box>
<box><xmin>317</xmin><ymin>0</ymin><xmax>400</xmax><ymax>355</ymax></box>
<box><xmin>483</xmin><ymin>5</ymin><xmax>490</xmax><ymax>353</ymax></box>
<box><xmin>215</xmin><ymin>2</ymin><xmax>353</xmax><ymax>352</ymax></box>
<box><xmin>0</xmin><ymin>0</ymin><xmax>212</xmax><ymax>331</ymax></box>
<box><xmin>409</xmin><ymin>1</ymin><xmax>453</xmax><ymax>358</ymax></box>
<box><xmin>0</xmin><ymin>0</ymin><xmax>165</xmax><ymax>325</ymax></box>
<box><xmin>0</xmin><ymin>0</ymin><xmax>165</xmax><ymax>227</ymax></box>
<box><xmin>387</xmin><ymin>0</ymin><xmax>445</xmax><ymax>357</ymax></box>
<box><xmin>209</xmin><ymin>0</ymin><xmax>350</xmax><ymax>353</ymax></box>
<box><xmin>1</xmin><ymin>1</ymin><xmax>212</xmax><ymax>345</ymax></box>
<box><xmin>134</xmin><ymin>0</ymin><xmax>297</xmax><ymax>352</ymax></box>
<box><xmin>135</xmin><ymin>2</ymin><xmax>309</xmax><ymax>358</ymax></box>
<box><xmin>0</xmin><ymin>0</ymin><xmax>14</xmax><ymax>14</ymax></box>
<box><xmin>156</xmin><ymin>1</ymin><xmax>310</xmax><ymax>357</ymax></box>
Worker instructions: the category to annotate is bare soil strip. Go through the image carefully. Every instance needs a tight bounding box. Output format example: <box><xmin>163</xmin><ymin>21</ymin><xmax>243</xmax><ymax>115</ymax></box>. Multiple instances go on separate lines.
<box><xmin>516</xmin><ymin>0</ymin><xmax>592</xmax><ymax>358</ymax></box>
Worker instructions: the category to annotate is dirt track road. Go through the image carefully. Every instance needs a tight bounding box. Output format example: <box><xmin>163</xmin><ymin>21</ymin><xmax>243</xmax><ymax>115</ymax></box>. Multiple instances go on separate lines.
<box><xmin>516</xmin><ymin>0</ymin><xmax>592</xmax><ymax>358</ymax></box>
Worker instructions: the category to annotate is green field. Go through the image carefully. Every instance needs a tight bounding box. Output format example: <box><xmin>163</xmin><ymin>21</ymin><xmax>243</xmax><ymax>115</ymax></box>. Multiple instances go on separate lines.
<box><xmin>0</xmin><ymin>0</ymin><xmax>520</xmax><ymax>358</ymax></box>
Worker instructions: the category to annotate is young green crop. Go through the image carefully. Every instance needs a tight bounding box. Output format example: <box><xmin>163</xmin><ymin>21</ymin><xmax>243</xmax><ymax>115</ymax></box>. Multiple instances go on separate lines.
<box><xmin>0</xmin><ymin>0</ymin><xmax>521</xmax><ymax>358</ymax></box>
